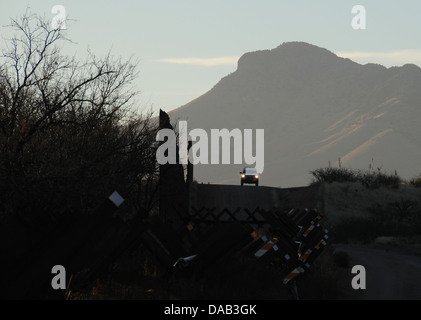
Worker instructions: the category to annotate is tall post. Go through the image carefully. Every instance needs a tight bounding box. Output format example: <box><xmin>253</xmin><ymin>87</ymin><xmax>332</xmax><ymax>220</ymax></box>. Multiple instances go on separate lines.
<box><xmin>158</xmin><ymin>109</ymin><xmax>187</xmax><ymax>222</ymax></box>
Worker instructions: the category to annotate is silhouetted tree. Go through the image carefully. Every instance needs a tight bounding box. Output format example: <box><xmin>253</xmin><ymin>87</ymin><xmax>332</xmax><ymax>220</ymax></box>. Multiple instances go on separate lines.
<box><xmin>0</xmin><ymin>12</ymin><xmax>159</xmax><ymax>222</ymax></box>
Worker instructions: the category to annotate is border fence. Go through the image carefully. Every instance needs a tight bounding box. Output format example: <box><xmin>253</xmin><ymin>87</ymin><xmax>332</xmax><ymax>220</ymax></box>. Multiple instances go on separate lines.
<box><xmin>1</xmin><ymin>188</ymin><xmax>328</xmax><ymax>299</ymax></box>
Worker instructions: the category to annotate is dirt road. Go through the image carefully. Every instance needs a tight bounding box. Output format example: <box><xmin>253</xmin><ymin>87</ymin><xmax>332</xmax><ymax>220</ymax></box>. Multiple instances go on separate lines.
<box><xmin>335</xmin><ymin>244</ymin><xmax>421</xmax><ymax>300</ymax></box>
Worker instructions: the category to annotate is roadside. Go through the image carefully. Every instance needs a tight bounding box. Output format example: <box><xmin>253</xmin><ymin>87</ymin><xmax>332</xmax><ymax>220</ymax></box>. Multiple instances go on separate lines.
<box><xmin>333</xmin><ymin>243</ymin><xmax>421</xmax><ymax>300</ymax></box>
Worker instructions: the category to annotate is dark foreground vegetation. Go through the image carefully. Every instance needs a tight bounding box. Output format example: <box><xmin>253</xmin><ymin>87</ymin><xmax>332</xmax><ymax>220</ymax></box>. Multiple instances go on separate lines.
<box><xmin>0</xmin><ymin>13</ymin><xmax>159</xmax><ymax>223</ymax></box>
<box><xmin>310</xmin><ymin>167</ymin><xmax>403</xmax><ymax>188</ymax></box>
<box><xmin>311</xmin><ymin>167</ymin><xmax>421</xmax><ymax>247</ymax></box>
<box><xmin>0</xmin><ymin>13</ymin><xmax>163</xmax><ymax>299</ymax></box>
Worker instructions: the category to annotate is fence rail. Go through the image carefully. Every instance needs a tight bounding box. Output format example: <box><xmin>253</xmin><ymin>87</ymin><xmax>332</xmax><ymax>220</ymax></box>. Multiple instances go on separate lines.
<box><xmin>161</xmin><ymin>205</ymin><xmax>329</xmax><ymax>290</ymax></box>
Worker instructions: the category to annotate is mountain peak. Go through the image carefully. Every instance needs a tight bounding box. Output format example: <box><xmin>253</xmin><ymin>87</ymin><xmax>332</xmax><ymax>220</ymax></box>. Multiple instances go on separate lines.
<box><xmin>170</xmin><ymin>42</ymin><xmax>421</xmax><ymax>187</ymax></box>
<box><xmin>274</xmin><ymin>41</ymin><xmax>334</xmax><ymax>53</ymax></box>
<box><xmin>237</xmin><ymin>42</ymin><xmax>346</xmax><ymax>73</ymax></box>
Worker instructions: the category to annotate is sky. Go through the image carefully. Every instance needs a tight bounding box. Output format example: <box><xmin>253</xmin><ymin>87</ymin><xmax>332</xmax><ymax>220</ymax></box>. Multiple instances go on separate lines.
<box><xmin>1</xmin><ymin>0</ymin><xmax>421</xmax><ymax>115</ymax></box>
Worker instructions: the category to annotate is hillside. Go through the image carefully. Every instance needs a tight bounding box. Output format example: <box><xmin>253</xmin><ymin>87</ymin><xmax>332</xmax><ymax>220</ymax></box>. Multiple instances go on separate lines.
<box><xmin>169</xmin><ymin>42</ymin><xmax>421</xmax><ymax>187</ymax></box>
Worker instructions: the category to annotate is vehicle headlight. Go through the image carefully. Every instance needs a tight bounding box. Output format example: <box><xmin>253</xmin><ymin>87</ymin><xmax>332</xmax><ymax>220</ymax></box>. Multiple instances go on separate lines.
<box><xmin>241</xmin><ymin>174</ymin><xmax>245</xmax><ymax>178</ymax></box>
<box><xmin>255</xmin><ymin>175</ymin><xmax>259</xmax><ymax>179</ymax></box>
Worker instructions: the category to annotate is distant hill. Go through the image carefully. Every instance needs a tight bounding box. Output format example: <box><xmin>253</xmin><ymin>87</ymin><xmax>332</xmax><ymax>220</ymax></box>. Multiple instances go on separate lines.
<box><xmin>169</xmin><ymin>42</ymin><xmax>421</xmax><ymax>187</ymax></box>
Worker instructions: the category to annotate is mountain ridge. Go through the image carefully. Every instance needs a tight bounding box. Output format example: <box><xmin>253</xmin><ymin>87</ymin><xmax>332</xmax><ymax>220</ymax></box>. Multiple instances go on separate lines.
<box><xmin>169</xmin><ymin>42</ymin><xmax>421</xmax><ymax>187</ymax></box>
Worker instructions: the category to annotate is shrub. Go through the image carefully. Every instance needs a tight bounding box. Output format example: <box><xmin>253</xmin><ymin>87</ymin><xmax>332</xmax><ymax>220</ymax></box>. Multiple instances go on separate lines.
<box><xmin>310</xmin><ymin>167</ymin><xmax>401</xmax><ymax>189</ymax></box>
<box><xmin>330</xmin><ymin>216</ymin><xmax>380</xmax><ymax>243</ymax></box>
<box><xmin>360</xmin><ymin>171</ymin><xmax>401</xmax><ymax>189</ymax></box>
<box><xmin>409</xmin><ymin>176</ymin><xmax>421</xmax><ymax>188</ymax></box>
<box><xmin>310</xmin><ymin>167</ymin><xmax>360</xmax><ymax>185</ymax></box>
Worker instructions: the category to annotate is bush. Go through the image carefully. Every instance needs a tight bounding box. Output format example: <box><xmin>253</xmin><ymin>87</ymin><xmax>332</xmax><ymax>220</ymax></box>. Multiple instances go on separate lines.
<box><xmin>310</xmin><ymin>167</ymin><xmax>360</xmax><ymax>185</ymax></box>
<box><xmin>409</xmin><ymin>176</ymin><xmax>421</xmax><ymax>188</ymax></box>
<box><xmin>330</xmin><ymin>216</ymin><xmax>379</xmax><ymax>243</ymax></box>
<box><xmin>360</xmin><ymin>171</ymin><xmax>401</xmax><ymax>189</ymax></box>
<box><xmin>310</xmin><ymin>167</ymin><xmax>401</xmax><ymax>189</ymax></box>
<box><xmin>329</xmin><ymin>201</ymin><xmax>421</xmax><ymax>244</ymax></box>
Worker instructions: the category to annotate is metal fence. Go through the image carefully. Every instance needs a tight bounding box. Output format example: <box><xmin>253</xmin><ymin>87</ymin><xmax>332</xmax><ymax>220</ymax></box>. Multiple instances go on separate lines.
<box><xmin>1</xmin><ymin>190</ymin><xmax>329</xmax><ymax>299</ymax></box>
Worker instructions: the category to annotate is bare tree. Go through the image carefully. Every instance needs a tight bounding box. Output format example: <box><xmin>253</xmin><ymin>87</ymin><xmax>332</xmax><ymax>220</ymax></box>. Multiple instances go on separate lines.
<box><xmin>0</xmin><ymin>12</ymin><xmax>159</xmax><ymax>221</ymax></box>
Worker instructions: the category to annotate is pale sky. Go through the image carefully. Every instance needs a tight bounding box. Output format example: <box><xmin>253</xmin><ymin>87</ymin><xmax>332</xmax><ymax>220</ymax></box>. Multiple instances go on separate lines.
<box><xmin>1</xmin><ymin>0</ymin><xmax>421</xmax><ymax>115</ymax></box>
